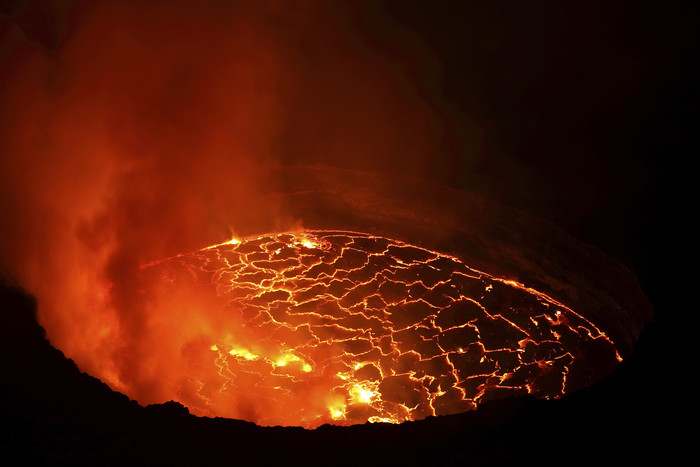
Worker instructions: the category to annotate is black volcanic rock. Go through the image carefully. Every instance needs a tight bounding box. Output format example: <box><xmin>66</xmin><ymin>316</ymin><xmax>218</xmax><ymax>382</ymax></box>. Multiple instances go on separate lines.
<box><xmin>1</xmin><ymin>280</ymin><xmax>663</xmax><ymax>465</ymax></box>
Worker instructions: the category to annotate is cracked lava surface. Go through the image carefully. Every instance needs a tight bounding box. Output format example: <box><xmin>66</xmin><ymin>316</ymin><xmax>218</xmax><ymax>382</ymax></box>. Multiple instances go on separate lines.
<box><xmin>137</xmin><ymin>230</ymin><xmax>621</xmax><ymax>428</ymax></box>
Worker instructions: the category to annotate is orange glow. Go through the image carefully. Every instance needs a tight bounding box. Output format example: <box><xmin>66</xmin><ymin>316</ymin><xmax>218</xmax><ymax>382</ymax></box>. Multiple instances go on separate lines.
<box><xmin>0</xmin><ymin>2</ymin><xmax>630</xmax><ymax>432</ymax></box>
<box><xmin>80</xmin><ymin>229</ymin><xmax>622</xmax><ymax>428</ymax></box>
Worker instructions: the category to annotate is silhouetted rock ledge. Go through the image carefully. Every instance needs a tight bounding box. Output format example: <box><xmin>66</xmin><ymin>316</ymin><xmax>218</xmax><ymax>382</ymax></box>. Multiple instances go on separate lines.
<box><xmin>1</xmin><ymin>281</ymin><xmax>663</xmax><ymax>465</ymax></box>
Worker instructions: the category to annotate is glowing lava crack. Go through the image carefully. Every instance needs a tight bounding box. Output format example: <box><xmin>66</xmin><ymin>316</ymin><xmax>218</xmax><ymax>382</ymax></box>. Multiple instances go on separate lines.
<box><xmin>138</xmin><ymin>231</ymin><xmax>621</xmax><ymax>428</ymax></box>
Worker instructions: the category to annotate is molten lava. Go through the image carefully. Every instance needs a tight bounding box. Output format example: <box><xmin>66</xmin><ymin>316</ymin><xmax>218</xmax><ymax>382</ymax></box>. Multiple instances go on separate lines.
<box><xmin>126</xmin><ymin>230</ymin><xmax>621</xmax><ymax>428</ymax></box>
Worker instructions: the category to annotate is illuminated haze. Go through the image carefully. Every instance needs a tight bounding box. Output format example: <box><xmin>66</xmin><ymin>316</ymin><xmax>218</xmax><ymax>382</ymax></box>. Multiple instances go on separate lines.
<box><xmin>0</xmin><ymin>1</ymin><xmax>462</xmax><ymax>414</ymax></box>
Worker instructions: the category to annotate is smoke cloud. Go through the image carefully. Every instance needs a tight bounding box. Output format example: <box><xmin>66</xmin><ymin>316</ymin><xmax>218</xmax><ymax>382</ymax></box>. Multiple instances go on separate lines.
<box><xmin>0</xmin><ymin>0</ymin><xmax>452</xmax><ymax>417</ymax></box>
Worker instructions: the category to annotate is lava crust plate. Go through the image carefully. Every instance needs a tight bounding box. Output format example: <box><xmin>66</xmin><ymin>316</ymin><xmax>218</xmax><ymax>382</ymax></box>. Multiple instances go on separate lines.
<box><xmin>138</xmin><ymin>230</ymin><xmax>620</xmax><ymax>428</ymax></box>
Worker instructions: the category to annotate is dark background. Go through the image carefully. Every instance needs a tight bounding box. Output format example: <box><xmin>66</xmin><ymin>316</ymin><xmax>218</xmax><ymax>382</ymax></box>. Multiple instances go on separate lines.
<box><xmin>1</xmin><ymin>0</ymin><xmax>695</xmax><ymax>464</ymax></box>
<box><xmin>342</xmin><ymin>1</ymin><xmax>696</xmax><ymax>300</ymax></box>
